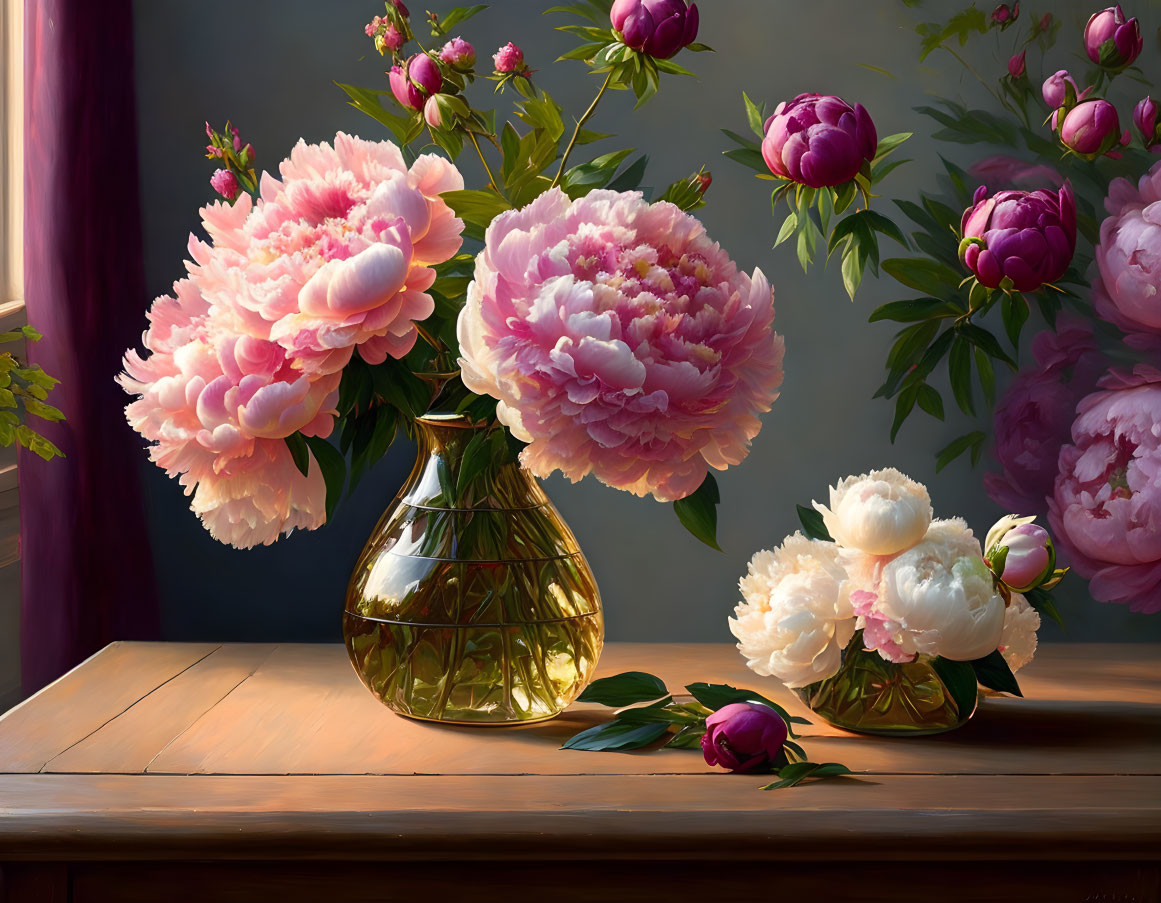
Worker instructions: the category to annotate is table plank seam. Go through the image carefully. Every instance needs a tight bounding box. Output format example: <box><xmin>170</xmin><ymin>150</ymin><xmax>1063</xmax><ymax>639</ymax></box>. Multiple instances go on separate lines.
<box><xmin>38</xmin><ymin>646</ymin><xmax>224</xmax><ymax>774</ymax></box>
<box><xmin>139</xmin><ymin>645</ymin><xmax>279</xmax><ymax>776</ymax></box>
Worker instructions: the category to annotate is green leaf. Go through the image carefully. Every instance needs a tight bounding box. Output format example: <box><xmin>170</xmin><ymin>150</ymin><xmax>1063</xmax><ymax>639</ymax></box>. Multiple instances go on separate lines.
<box><xmin>796</xmin><ymin>504</ymin><xmax>833</xmax><ymax>542</ymax></box>
<box><xmin>560</xmin><ymin>719</ymin><xmax>670</xmax><ymax>752</ymax></box>
<box><xmin>285</xmin><ymin>433</ymin><xmax>310</xmax><ymax>478</ymax></box>
<box><xmin>916</xmin><ymin>384</ymin><xmax>945</xmax><ymax>421</ymax></box>
<box><xmin>303</xmin><ymin>436</ymin><xmax>346</xmax><ymax>521</ymax></box>
<box><xmin>840</xmin><ymin>242</ymin><xmax>864</xmax><ymax>300</ymax></box>
<box><xmin>435</xmin><ymin>4</ymin><xmax>488</xmax><ymax>32</ymax></box>
<box><xmin>440</xmin><ymin>188</ymin><xmax>513</xmax><ymax>230</ymax></box>
<box><xmin>932</xmin><ymin>656</ymin><xmax>978</xmax><ymax>720</ymax></box>
<box><xmin>774</xmin><ymin>211</ymin><xmax>798</xmax><ymax>247</ymax></box>
<box><xmin>456</xmin><ymin>431</ymin><xmax>492</xmax><ymax>498</ymax></box>
<box><xmin>886</xmin><ymin>321</ymin><xmax>940</xmax><ymax>372</ymax></box>
<box><xmin>975</xmin><ymin>348</ymin><xmax>996</xmax><ymax>407</ymax></box>
<box><xmin>576</xmin><ymin>671</ymin><xmax>670</xmax><ymax>707</ymax></box>
<box><xmin>761</xmin><ymin>762</ymin><xmax>852</xmax><ymax>790</ymax></box>
<box><xmin>1001</xmin><ymin>293</ymin><xmax>1030</xmax><ymax>349</ymax></box>
<box><xmin>335</xmin><ymin>82</ymin><xmax>414</xmax><ymax>144</ymax></box>
<box><xmin>1025</xmin><ymin>587</ymin><xmax>1066</xmax><ymax>630</ymax></box>
<box><xmin>673</xmin><ymin>472</ymin><xmax>722</xmax><ymax>551</ymax></box>
<box><xmin>664</xmin><ymin>725</ymin><xmax>706</xmax><ymax>749</ymax></box>
<box><xmin>891</xmin><ymin>384</ymin><xmax>918</xmax><ymax>442</ymax></box>
<box><xmin>882</xmin><ymin>257</ymin><xmax>959</xmax><ymax>295</ymax></box>
<box><xmin>859</xmin><ymin>210</ymin><xmax>908</xmax><ymax>248</ymax></box>
<box><xmin>741</xmin><ymin>91</ymin><xmax>766</xmax><ymax>138</ymax></box>
<box><xmin>959</xmin><ymin>323</ymin><xmax>1017</xmax><ymax>369</ymax></box>
<box><xmin>868</xmin><ymin>298</ymin><xmax>959</xmax><ymax>323</ymax></box>
<box><xmin>935</xmin><ymin>431</ymin><xmax>987</xmax><ymax>472</ymax></box>
<box><xmin>684</xmin><ymin>683</ymin><xmax>809</xmax><ymax>734</ymax></box>
<box><xmin>723</xmin><ymin>146</ymin><xmax>767</xmax><ymax>173</ymax></box>
<box><xmin>871</xmin><ymin>131</ymin><xmax>912</xmax><ymax>164</ymax></box>
<box><xmin>21</xmin><ymin>398</ymin><xmax>64</xmax><ymax>422</ymax></box>
<box><xmin>13</xmin><ymin>425</ymin><xmax>63</xmax><ymax>461</ymax></box>
<box><xmin>948</xmin><ymin>338</ymin><xmax>975</xmax><ymax>416</ymax></box>
<box><xmin>970</xmin><ymin>650</ymin><xmax>1023</xmax><ymax>697</ymax></box>
<box><xmin>605</xmin><ymin>154</ymin><xmax>649</xmax><ymax>191</ymax></box>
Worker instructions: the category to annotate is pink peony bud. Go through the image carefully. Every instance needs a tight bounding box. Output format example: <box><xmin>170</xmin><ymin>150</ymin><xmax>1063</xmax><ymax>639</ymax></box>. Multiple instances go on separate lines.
<box><xmin>364</xmin><ymin>16</ymin><xmax>382</xmax><ymax>38</ymax></box>
<box><xmin>991</xmin><ymin>1</ymin><xmax>1019</xmax><ymax>26</ymax></box>
<box><xmin>989</xmin><ymin>522</ymin><xmax>1055</xmax><ymax>593</ymax></box>
<box><xmin>610</xmin><ymin>0</ymin><xmax>699</xmax><ymax>60</ymax></box>
<box><xmin>1084</xmin><ymin>5</ymin><xmax>1142</xmax><ymax>70</ymax></box>
<box><xmin>205</xmin><ymin>121</ymin><xmax>214</xmax><ymax>139</ymax></box>
<box><xmin>408</xmin><ymin>53</ymin><xmax>443</xmax><ymax>95</ymax></box>
<box><xmin>701</xmin><ymin>703</ymin><xmax>788</xmax><ymax>774</ymax></box>
<box><xmin>493</xmin><ymin>41</ymin><xmax>525</xmax><ymax>73</ymax></box>
<box><xmin>389</xmin><ymin>64</ymin><xmax>423</xmax><ymax>110</ymax></box>
<box><xmin>423</xmin><ymin>94</ymin><xmax>446</xmax><ymax>129</ymax></box>
<box><xmin>210</xmin><ymin>169</ymin><xmax>239</xmax><ymax>202</ymax></box>
<box><xmin>761</xmin><ymin>93</ymin><xmax>877</xmax><ymax>189</ymax></box>
<box><xmin>1135</xmin><ymin>96</ymin><xmax>1160</xmax><ymax>149</ymax></box>
<box><xmin>1038</xmin><ymin>13</ymin><xmax>1052</xmax><ymax>30</ymax></box>
<box><xmin>1060</xmin><ymin>99</ymin><xmax>1125</xmax><ymax>158</ymax></box>
<box><xmin>696</xmin><ymin>171</ymin><xmax>712</xmax><ymax>194</ymax></box>
<box><xmin>1008</xmin><ymin>50</ymin><xmax>1026</xmax><ymax>79</ymax></box>
<box><xmin>381</xmin><ymin>23</ymin><xmax>404</xmax><ymax>53</ymax></box>
<box><xmin>390</xmin><ymin>0</ymin><xmax>409</xmax><ymax>16</ymax></box>
<box><xmin>959</xmin><ymin>182</ymin><xmax>1076</xmax><ymax>292</ymax></box>
<box><xmin>1042</xmin><ymin>69</ymin><xmax>1078</xmax><ymax>109</ymax></box>
<box><xmin>439</xmin><ymin>36</ymin><xmax>476</xmax><ymax>71</ymax></box>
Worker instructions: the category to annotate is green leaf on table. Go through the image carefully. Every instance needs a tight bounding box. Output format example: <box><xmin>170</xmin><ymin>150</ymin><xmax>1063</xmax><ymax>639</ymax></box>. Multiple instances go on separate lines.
<box><xmin>664</xmin><ymin>725</ymin><xmax>706</xmax><ymax>749</ymax></box>
<box><xmin>560</xmin><ymin>720</ymin><xmax>671</xmax><ymax>752</ymax></box>
<box><xmin>760</xmin><ymin>762</ymin><xmax>852</xmax><ymax>790</ymax></box>
<box><xmin>970</xmin><ymin>650</ymin><xmax>1023</xmax><ymax>697</ymax></box>
<box><xmin>303</xmin><ymin>436</ymin><xmax>347</xmax><ymax>521</ymax></box>
<box><xmin>796</xmin><ymin>504</ymin><xmax>833</xmax><ymax>542</ymax></box>
<box><xmin>577</xmin><ymin>671</ymin><xmax>670</xmax><ymax>707</ymax></box>
<box><xmin>673</xmin><ymin>472</ymin><xmax>722</xmax><ymax>551</ymax></box>
<box><xmin>684</xmin><ymin>682</ymin><xmax>810</xmax><ymax>732</ymax></box>
<box><xmin>935</xmin><ymin>431</ymin><xmax>987</xmax><ymax>472</ymax></box>
<box><xmin>932</xmin><ymin>656</ymin><xmax>979</xmax><ymax>720</ymax></box>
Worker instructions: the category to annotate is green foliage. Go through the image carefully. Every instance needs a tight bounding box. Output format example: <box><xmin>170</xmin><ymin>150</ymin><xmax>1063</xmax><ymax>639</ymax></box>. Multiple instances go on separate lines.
<box><xmin>0</xmin><ymin>326</ymin><xmax>64</xmax><ymax>461</ymax></box>
<box><xmin>673</xmin><ymin>472</ymin><xmax>722</xmax><ymax>551</ymax></box>
<box><xmin>970</xmin><ymin>649</ymin><xmax>1022</xmax><ymax>697</ymax></box>
<box><xmin>577</xmin><ymin>671</ymin><xmax>670</xmax><ymax>707</ymax></box>
<box><xmin>796</xmin><ymin>504</ymin><xmax>833</xmax><ymax>542</ymax></box>
<box><xmin>760</xmin><ymin>762</ymin><xmax>852</xmax><ymax>791</ymax></box>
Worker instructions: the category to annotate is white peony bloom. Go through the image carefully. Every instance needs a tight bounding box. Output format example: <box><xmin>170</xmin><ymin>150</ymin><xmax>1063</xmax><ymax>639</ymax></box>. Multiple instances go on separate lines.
<box><xmin>999</xmin><ymin>594</ymin><xmax>1040</xmax><ymax>672</ymax></box>
<box><xmin>876</xmin><ymin>519</ymin><xmax>1006</xmax><ymax>662</ymax></box>
<box><xmin>813</xmin><ymin>468</ymin><xmax>933</xmax><ymax>556</ymax></box>
<box><xmin>731</xmin><ymin>534</ymin><xmax>857</xmax><ymax>688</ymax></box>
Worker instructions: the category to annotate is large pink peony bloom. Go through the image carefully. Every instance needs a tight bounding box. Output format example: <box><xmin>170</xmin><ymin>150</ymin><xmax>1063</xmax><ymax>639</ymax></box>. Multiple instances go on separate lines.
<box><xmin>121</xmin><ymin>133</ymin><xmax>465</xmax><ymax>547</ymax></box>
<box><xmin>1049</xmin><ymin>365</ymin><xmax>1161</xmax><ymax>612</ymax></box>
<box><xmin>457</xmin><ymin>187</ymin><xmax>784</xmax><ymax>501</ymax></box>
<box><xmin>1093</xmin><ymin>158</ymin><xmax>1161</xmax><ymax>344</ymax></box>
<box><xmin>984</xmin><ymin>314</ymin><xmax>1105</xmax><ymax>516</ymax></box>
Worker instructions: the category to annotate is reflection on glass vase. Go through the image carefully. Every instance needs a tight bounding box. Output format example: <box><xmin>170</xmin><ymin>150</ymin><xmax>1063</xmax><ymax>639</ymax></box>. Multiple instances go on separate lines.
<box><xmin>344</xmin><ymin>412</ymin><xmax>604</xmax><ymax>725</ymax></box>
<box><xmin>796</xmin><ymin>631</ymin><xmax>977</xmax><ymax>736</ymax></box>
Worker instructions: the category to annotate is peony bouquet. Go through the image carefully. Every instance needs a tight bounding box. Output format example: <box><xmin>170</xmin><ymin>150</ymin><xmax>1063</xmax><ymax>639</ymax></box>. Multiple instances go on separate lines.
<box><xmin>732</xmin><ymin>468</ymin><xmax>1066</xmax><ymax>711</ymax></box>
<box><xmin>120</xmin><ymin>1</ymin><xmax>785</xmax><ymax>551</ymax></box>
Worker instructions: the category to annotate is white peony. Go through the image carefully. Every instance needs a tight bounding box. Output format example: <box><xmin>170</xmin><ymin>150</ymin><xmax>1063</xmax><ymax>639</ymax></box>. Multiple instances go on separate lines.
<box><xmin>731</xmin><ymin>533</ymin><xmax>857</xmax><ymax>688</ymax></box>
<box><xmin>813</xmin><ymin>468</ymin><xmax>933</xmax><ymax>556</ymax></box>
<box><xmin>999</xmin><ymin>594</ymin><xmax>1040</xmax><ymax>672</ymax></box>
<box><xmin>876</xmin><ymin>519</ymin><xmax>1006</xmax><ymax>661</ymax></box>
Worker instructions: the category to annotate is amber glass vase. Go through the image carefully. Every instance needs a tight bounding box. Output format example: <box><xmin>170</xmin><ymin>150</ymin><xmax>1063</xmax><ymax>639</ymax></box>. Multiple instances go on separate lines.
<box><xmin>796</xmin><ymin>632</ymin><xmax>977</xmax><ymax>736</ymax></box>
<box><xmin>343</xmin><ymin>413</ymin><xmax>603</xmax><ymax>725</ymax></box>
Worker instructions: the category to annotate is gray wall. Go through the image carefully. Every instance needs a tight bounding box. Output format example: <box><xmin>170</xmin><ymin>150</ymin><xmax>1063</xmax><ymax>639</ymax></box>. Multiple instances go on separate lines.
<box><xmin>132</xmin><ymin>0</ymin><xmax>1161</xmax><ymax>644</ymax></box>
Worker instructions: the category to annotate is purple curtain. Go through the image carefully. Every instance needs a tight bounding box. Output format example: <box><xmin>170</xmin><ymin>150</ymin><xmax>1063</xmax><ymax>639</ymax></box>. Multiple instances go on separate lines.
<box><xmin>20</xmin><ymin>0</ymin><xmax>160</xmax><ymax>694</ymax></box>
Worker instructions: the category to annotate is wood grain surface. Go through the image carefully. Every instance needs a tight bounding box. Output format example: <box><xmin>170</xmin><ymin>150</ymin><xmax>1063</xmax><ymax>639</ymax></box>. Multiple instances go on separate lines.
<box><xmin>0</xmin><ymin>642</ymin><xmax>1157</xmax><ymax>901</ymax></box>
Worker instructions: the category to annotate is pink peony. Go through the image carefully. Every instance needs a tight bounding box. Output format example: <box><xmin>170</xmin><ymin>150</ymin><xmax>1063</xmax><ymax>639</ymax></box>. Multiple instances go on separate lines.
<box><xmin>121</xmin><ymin>133</ymin><xmax>465</xmax><ymax>547</ymax></box>
<box><xmin>493</xmin><ymin>41</ymin><xmax>525</xmax><ymax>74</ymax></box>
<box><xmin>984</xmin><ymin>314</ymin><xmax>1105</xmax><ymax>516</ymax></box>
<box><xmin>1049</xmin><ymin>366</ymin><xmax>1161</xmax><ymax>613</ymax></box>
<box><xmin>457</xmin><ymin>187</ymin><xmax>784</xmax><ymax>502</ymax></box>
<box><xmin>1093</xmin><ymin>158</ymin><xmax>1161</xmax><ymax>340</ymax></box>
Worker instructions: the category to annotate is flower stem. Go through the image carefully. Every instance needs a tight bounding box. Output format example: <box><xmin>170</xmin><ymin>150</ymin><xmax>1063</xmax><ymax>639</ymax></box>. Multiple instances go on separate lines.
<box><xmin>468</xmin><ymin>130</ymin><xmax>500</xmax><ymax>194</ymax></box>
<box><xmin>414</xmin><ymin>321</ymin><xmax>446</xmax><ymax>353</ymax></box>
<box><xmin>944</xmin><ymin>47</ymin><xmax>1010</xmax><ymax>112</ymax></box>
<box><xmin>550</xmin><ymin>69</ymin><xmax>616</xmax><ymax>189</ymax></box>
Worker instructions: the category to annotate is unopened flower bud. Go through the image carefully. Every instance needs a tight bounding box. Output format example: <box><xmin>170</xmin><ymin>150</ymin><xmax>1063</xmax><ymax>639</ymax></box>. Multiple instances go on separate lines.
<box><xmin>210</xmin><ymin>169</ymin><xmax>239</xmax><ymax>202</ymax></box>
<box><xmin>493</xmin><ymin>41</ymin><xmax>525</xmax><ymax>74</ymax></box>
<box><xmin>440</xmin><ymin>36</ymin><xmax>476</xmax><ymax>71</ymax></box>
<box><xmin>1008</xmin><ymin>50</ymin><xmax>1026</xmax><ymax>79</ymax></box>
<box><xmin>1084</xmin><ymin>5</ymin><xmax>1142</xmax><ymax>70</ymax></box>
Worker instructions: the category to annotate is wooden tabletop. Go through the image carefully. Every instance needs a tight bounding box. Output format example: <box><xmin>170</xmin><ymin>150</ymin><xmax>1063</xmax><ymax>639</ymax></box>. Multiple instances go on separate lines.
<box><xmin>0</xmin><ymin>641</ymin><xmax>1158</xmax><ymax>900</ymax></box>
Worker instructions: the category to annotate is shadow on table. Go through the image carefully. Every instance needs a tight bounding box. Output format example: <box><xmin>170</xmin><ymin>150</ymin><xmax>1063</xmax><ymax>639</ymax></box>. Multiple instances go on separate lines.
<box><xmin>939</xmin><ymin>698</ymin><xmax>1161</xmax><ymax>750</ymax></box>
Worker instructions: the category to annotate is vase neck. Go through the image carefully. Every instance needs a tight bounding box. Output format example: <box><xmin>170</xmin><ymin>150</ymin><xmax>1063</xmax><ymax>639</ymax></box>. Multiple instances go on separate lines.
<box><xmin>398</xmin><ymin>414</ymin><xmax>548</xmax><ymax>511</ymax></box>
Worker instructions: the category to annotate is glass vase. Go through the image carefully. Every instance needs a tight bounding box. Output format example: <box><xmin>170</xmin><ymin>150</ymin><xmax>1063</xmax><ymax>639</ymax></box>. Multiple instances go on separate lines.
<box><xmin>796</xmin><ymin>632</ymin><xmax>977</xmax><ymax>736</ymax></box>
<box><xmin>343</xmin><ymin>413</ymin><xmax>603</xmax><ymax>725</ymax></box>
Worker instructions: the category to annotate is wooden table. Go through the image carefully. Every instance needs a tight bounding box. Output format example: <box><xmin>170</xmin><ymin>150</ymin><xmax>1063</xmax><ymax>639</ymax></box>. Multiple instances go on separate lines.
<box><xmin>0</xmin><ymin>642</ymin><xmax>1157</xmax><ymax>902</ymax></box>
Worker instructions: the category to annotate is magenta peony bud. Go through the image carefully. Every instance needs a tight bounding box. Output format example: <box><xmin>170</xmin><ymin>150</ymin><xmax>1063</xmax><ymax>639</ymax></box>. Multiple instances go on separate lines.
<box><xmin>390</xmin><ymin>0</ymin><xmax>409</xmax><ymax>16</ymax></box>
<box><xmin>1060</xmin><ymin>99</ymin><xmax>1125</xmax><ymax>158</ymax></box>
<box><xmin>210</xmin><ymin>169</ymin><xmax>239</xmax><ymax>202</ymax></box>
<box><xmin>381</xmin><ymin>23</ymin><xmax>404</xmax><ymax>53</ymax></box>
<box><xmin>1135</xmin><ymin>96</ymin><xmax>1159</xmax><ymax>149</ymax></box>
<box><xmin>439</xmin><ymin>36</ymin><xmax>476</xmax><ymax>70</ymax></box>
<box><xmin>1008</xmin><ymin>50</ymin><xmax>1026</xmax><ymax>79</ymax></box>
<box><xmin>492</xmin><ymin>41</ymin><xmax>525</xmax><ymax>73</ymax></box>
<box><xmin>610</xmin><ymin>0</ymin><xmax>699</xmax><ymax>60</ymax></box>
<box><xmin>1084</xmin><ymin>5</ymin><xmax>1142</xmax><ymax>70</ymax></box>
<box><xmin>408</xmin><ymin>53</ymin><xmax>443</xmax><ymax>95</ymax></box>
<box><xmin>959</xmin><ymin>182</ymin><xmax>1076</xmax><ymax>292</ymax></box>
<box><xmin>700</xmin><ymin>703</ymin><xmax>788</xmax><ymax>774</ymax></box>
<box><xmin>991</xmin><ymin>1</ymin><xmax>1019</xmax><ymax>26</ymax></box>
<box><xmin>1042</xmin><ymin>70</ymin><xmax>1078</xmax><ymax>109</ymax></box>
<box><xmin>761</xmin><ymin>93</ymin><xmax>877</xmax><ymax>189</ymax></box>
<box><xmin>389</xmin><ymin>64</ymin><xmax>424</xmax><ymax>110</ymax></box>
<box><xmin>987</xmin><ymin>520</ymin><xmax>1056</xmax><ymax>593</ymax></box>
